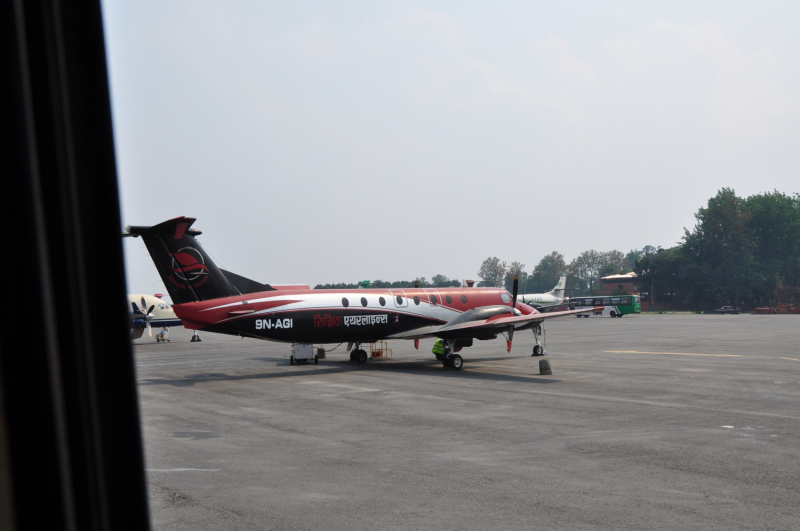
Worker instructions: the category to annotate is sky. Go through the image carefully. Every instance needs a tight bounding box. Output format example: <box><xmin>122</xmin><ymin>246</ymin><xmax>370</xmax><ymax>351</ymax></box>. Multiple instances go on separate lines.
<box><xmin>102</xmin><ymin>0</ymin><xmax>800</xmax><ymax>293</ymax></box>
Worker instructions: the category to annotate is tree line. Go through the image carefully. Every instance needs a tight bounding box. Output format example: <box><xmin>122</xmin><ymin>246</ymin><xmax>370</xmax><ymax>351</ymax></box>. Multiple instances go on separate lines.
<box><xmin>316</xmin><ymin>189</ymin><xmax>799</xmax><ymax>310</ymax></box>
<box><xmin>635</xmin><ymin>189</ymin><xmax>800</xmax><ymax>310</ymax></box>
<box><xmin>314</xmin><ymin>275</ymin><xmax>461</xmax><ymax>290</ymax></box>
<box><xmin>476</xmin><ymin>250</ymin><xmax>634</xmax><ymax>296</ymax></box>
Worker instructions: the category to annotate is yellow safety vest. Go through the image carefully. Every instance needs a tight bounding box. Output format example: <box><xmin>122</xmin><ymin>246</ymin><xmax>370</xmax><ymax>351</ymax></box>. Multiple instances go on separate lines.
<box><xmin>432</xmin><ymin>340</ymin><xmax>445</xmax><ymax>355</ymax></box>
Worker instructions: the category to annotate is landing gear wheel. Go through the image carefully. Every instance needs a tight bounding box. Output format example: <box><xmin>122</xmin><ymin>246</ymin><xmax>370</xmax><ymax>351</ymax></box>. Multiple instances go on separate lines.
<box><xmin>532</xmin><ymin>344</ymin><xmax>543</xmax><ymax>357</ymax></box>
<box><xmin>349</xmin><ymin>351</ymin><xmax>356</xmax><ymax>362</ymax></box>
<box><xmin>442</xmin><ymin>358</ymin><xmax>452</xmax><ymax>368</ymax></box>
<box><xmin>290</xmin><ymin>355</ymin><xmax>294</xmax><ymax>365</ymax></box>
<box><xmin>356</xmin><ymin>350</ymin><xmax>368</xmax><ymax>364</ymax></box>
<box><xmin>450</xmin><ymin>354</ymin><xmax>463</xmax><ymax>371</ymax></box>
<box><xmin>314</xmin><ymin>355</ymin><xmax>319</xmax><ymax>365</ymax></box>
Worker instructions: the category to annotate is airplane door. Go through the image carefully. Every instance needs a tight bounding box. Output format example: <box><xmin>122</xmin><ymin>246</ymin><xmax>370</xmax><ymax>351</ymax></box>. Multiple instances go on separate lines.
<box><xmin>390</xmin><ymin>290</ymin><xmax>408</xmax><ymax>308</ymax></box>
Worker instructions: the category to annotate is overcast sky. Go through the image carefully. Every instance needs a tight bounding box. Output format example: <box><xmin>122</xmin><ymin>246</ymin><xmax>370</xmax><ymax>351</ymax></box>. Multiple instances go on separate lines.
<box><xmin>103</xmin><ymin>1</ymin><xmax>800</xmax><ymax>293</ymax></box>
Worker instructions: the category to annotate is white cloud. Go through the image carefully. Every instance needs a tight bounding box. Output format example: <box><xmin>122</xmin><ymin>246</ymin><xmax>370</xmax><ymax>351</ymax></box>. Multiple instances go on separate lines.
<box><xmin>601</xmin><ymin>37</ymin><xmax>650</xmax><ymax>70</ymax></box>
<box><xmin>386</xmin><ymin>9</ymin><xmax>472</xmax><ymax>49</ymax></box>
<box><xmin>285</xmin><ymin>20</ymin><xmax>340</xmax><ymax>64</ymax></box>
<box><xmin>652</xmin><ymin>21</ymin><xmax>800</xmax><ymax>140</ymax></box>
<box><xmin>532</xmin><ymin>37</ymin><xmax>600</xmax><ymax>88</ymax></box>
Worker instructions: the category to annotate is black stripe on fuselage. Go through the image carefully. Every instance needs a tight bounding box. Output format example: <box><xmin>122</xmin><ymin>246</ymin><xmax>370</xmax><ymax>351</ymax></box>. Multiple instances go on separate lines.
<box><xmin>208</xmin><ymin>309</ymin><xmax>443</xmax><ymax>344</ymax></box>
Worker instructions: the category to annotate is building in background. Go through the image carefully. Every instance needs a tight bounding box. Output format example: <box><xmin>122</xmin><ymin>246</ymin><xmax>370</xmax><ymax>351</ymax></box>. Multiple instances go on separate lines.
<box><xmin>595</xmin><ymin>272</ymin><xmax>640</xmax><ymax>296</ymax></box>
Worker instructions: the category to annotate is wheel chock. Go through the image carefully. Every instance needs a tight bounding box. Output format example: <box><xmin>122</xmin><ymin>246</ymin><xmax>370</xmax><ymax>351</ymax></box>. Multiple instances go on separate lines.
<box><xmin>539</xmin><ymin>358</ymin><xmax>552</xmax><ymax>375</ymax></box>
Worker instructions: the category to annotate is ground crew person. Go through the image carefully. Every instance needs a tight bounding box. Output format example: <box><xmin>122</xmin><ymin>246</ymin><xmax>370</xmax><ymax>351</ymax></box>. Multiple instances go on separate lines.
<box><xmin>432</xmin><ymin>339</ymin><xmax>447</xmax><ymax>360</ymax></box>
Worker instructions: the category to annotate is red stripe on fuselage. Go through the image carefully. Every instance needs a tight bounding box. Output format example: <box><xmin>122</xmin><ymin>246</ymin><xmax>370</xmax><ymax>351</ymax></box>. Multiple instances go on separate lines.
<box><xmin>171</xmin><ymin>287</ymin><xmax>536</xmax><ymax>329</ymax></box>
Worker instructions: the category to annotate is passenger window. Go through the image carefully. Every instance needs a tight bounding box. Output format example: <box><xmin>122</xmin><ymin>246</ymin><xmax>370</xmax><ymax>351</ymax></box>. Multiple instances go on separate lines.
<box><xmin>342</xmin><ymin>297</ymin><xmax>349</xmax><ymax>308</ymax></box>
<box><xmin>413</xmin><ymin>296</ymin><xmax>420</xmax><ymax>305</ymax></box>
<box><xmin>431</xmin><ymin>295</ymin><xmax>437</xmax><ymax>305</ymax></box>
<box><xmin>446</xmin><ymin>295</ymin><xmax>452</xmax><ymax>305</ymax></box>
<box><xmin>379</xmin><ymin>297</ymin><xmax>386</xmax><ymax>306</ymax></box>
<box><xmin>396</xmin><ymin>295</ymin><xmax>403</xmax><ymax>305</ymax></box>
<box><xmin>611</xmin><ymin>298</ymin><xmax>620</xmax><ymax>305</ymax></box>
<box><xmin>461</xmin><ymin>295</ymin><xmax>467</xmax><ymax>304</ymax></box>
<box><xmin>361</xmin><ymin>297</ymin><xmax>368</xmax><ymax>307</ymax></box>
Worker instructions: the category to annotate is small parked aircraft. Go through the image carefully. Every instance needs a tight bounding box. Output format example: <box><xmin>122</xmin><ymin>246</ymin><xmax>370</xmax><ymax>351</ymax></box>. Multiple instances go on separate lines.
<box><xmin>127</xmin><ymin>293</ymin><xmax>183</xmax><ymax>341</ymax></box>
<box><xmin>517</xmin><ymin>276</ymin><xmax>568</xmax><ymax>309</ymax></box>
<box><xmin>124</xmin><ymin>217</ymin><xmax>599</xmax><ymax>369</ymax></box>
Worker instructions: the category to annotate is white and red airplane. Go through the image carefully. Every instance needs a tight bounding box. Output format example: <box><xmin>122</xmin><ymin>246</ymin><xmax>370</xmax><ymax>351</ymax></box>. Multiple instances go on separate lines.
<box><xmin>124</xmin><ymin>217</ymin><xmax>598</xmax><ymax>370</ymax></box>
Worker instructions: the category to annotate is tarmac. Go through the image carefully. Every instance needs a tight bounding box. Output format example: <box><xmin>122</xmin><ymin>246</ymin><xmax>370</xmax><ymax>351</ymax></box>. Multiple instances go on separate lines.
<box><xmin>133</xmin><ymin>314</ymin><xmax>800</xmax><ymax>530</ymax></box>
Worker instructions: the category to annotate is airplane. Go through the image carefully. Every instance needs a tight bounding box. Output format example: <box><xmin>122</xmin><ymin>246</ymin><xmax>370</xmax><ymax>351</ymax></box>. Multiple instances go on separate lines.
<box><xmin>128</xmin><ymin>293</ymin><xmax>183</xmax><ymax>341</ymax></box>
<box><xmin>123</xmin><ymin>217</ymin><xmax>599</xmax><ymax>370</ymax></box>
<box><xmin>517</xmin><ymin>275</ymin><xmax>568</xmax><ymax>309</ymax></box>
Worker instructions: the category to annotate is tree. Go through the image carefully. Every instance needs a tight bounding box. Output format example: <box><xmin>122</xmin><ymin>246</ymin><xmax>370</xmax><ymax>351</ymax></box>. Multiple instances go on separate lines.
<box><xmin>681</xmin><ymin>188</ymin><xmax>761</xmax><ymax>308</ymax></box>
<box><xmin>431</xmin><ymin>274</ymin><xmax>460</xmax><ymax>287</ymax></box>
<box><xmin>635</xmin><ymin>246</ymin><xmax>691</xmax><ymax>308</ymax></box>
<box><xmin>569</xmin><ymin>250</ymin><xmax>604</xmax><ymax>295</ymax></box>
<box><xmin>504</xmin><ymin>261</ymin><xmax>526</xmax><ymax>291</ymax></box>
<box><xmin>599</xmin><ymin>250</ymin><xmax>628</xmax><ymax>277</ymax></box>
<box><xmin>745</xmin><ymin>191</ymin><xmax>800</xmax><ymax>302</ymax></box>
<box><xmin>477</xmin><ymin>257</ymin><xmax>507</xmax><ymax>287</ymax></box>
<box><xmin>528</xmin><ymin>252</ymin><xmax>566</xmax><ymax>293</ymax></box>
<box><xmin>626</xmin><ymin>246</ymin><xmax>657</xmax><ymax>270</ymax></box>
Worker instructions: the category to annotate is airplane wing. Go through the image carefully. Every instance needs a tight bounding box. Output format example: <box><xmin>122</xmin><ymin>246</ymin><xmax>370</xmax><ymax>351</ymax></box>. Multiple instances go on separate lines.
<box><xmin>387</xmin><ymin>307</ymin><xmax>599</xmax><ymax>340</ymax></box>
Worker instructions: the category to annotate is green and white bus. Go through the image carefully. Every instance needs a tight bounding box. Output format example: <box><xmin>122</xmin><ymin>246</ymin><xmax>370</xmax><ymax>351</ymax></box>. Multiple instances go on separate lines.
<box><xmin>569</xmin><ymin>295</ymin><xmax>641</xmax><ymax>317</ymax></box>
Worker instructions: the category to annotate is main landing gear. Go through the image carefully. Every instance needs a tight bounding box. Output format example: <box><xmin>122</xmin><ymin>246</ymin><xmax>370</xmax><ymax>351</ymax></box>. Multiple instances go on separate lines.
<box><xmin>190</xmin><ymin>330</ymin><xmax>202</xmax><ymax>342</ymax></box>
<box><xmin>348</xmin><ymin>342</ymin><xmax>368</xmax><ymax>364</ymax></box>
<box><xmin>442</xmin><ymin>340</ymin><xmax>463</xmax><ymax>371</ymax></box>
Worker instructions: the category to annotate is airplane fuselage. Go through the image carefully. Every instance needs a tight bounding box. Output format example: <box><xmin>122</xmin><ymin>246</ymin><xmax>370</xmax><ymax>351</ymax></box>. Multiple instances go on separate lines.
<box><xmin>173</xmin><ymin>287</ymin><xmax>536</xmax><ymax>344</ymax></box>
<box><xmin>517</xmin><ymin>293</ymin><xmax>563</xmax><ymax>306</ymax></box>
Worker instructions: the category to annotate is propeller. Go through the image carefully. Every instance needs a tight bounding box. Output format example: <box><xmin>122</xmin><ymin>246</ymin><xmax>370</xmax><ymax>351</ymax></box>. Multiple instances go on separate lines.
<box><xmin>511</xmin><ymin>274</ymin><xmax>519</xmax><ymax>308</ymax></box>
<box><xmin>132</xmin><ymin>301</ymin><xmax>156</xmax><ymax>337</ymax></box>
<box><xmin>146</xmin><ymin>305</ymin><xmax>155</xmax><ymax>337</ymax></box>
<box><xmin>507</xmin><ymin>275</ymin><xmax>519</xmax><ymax>353</ymax></box>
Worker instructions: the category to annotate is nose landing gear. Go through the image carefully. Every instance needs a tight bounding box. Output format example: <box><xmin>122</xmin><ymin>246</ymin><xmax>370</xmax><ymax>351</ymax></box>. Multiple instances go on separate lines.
<box><xmin>531</xmin><ymin>325</ymin><xmax>545</xmax><ymax>357</ymax></box>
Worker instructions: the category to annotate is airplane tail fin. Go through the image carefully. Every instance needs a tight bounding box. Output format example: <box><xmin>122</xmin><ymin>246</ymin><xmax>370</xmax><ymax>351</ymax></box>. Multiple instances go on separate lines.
<box><xmin>550</xmin><ymin>275</ymin><xmax>567</xmax><ymax>298</ymax></box>
<box><xmin>125</xmin><ymin>217</ymin><xmax>271</xmax><ymax>304</ymax></box>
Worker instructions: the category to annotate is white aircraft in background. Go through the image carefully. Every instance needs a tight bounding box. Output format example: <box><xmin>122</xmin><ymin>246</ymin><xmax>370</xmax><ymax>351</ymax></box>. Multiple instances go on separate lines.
<box><xmin>128</xmin><ymin>293</ymin><xmax>186</xmax><ymax>341</ymax></box>
<box><xmin>517</xmin><ymin>276</ymin><xmax>568</xmax><ymax>309</ymax></box>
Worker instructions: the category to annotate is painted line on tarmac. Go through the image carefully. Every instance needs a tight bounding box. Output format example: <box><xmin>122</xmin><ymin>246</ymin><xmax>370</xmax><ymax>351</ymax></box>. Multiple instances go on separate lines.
<box><xmin>147</xmin><ymin>468</ymin><xmax>221</xmax><ymax>472</ymax></box>
<box><xmin>458</xmin><ymin>385</ymin><xmax>800</xmax><ymax>420</ymax></box>
<box><xmin>603</xmin><ymin>350</ymin><xmax>741</xmax><ymax>357</ymax></box>
<box><xmin>780</xmin><ymin>357</ymin><xmax>800</xmax><ymax>362</ymax></box>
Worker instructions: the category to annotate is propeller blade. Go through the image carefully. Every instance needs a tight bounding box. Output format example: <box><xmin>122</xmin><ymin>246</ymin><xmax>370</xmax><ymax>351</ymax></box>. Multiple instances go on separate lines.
<box><xmin>511</xmin><ymin>275</ymin><xmax>519</xmax><ymax>308</ymax></box>
<box><xmin>147</xmin><ymin>305</ymin><xmax>155</xmax><ymax>315</ymax></box>
<box><xmin>507</xmin><ymin>324</ymin><xmax>514</xmax><ymax>353</ymax></box>
<box><xmin>147</xmin><ymin>319</ymin><xmax>152</xmax><ymax>337</ymax></box>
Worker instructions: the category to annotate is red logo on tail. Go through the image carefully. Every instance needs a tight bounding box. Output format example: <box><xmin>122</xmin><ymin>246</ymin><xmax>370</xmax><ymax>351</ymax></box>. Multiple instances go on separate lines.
<box><xmin>169</xmin><ymin>248</ymin><xmax>208</xmax><ymax>281</ymax></box>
